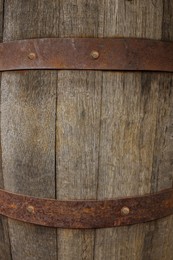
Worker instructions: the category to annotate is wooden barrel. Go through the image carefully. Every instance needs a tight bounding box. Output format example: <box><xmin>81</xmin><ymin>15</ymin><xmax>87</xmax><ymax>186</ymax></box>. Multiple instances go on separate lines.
<box><xmin>0</xmin><ymin>1</ymin><xmax>173</xmax><ymax>259</ymax></box>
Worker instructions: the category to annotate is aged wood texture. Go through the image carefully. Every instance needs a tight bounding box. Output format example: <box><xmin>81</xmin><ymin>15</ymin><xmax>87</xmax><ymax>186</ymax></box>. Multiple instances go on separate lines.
<box><xmin>139</xmin><ymin>1</ymin><xmax>173</xmax><ymax>259</ymax></box>
<box><xmin>1</xmin><ymin>1</ymin><xmax>60</xmax><ymax>259</ymax></box>
<box><xmin>0</xmin><ymin>1</ymin><xmax>172</xmax><ymax>260</ymax></box>
<box><xmin>94</xmin><ymin>1</ymin><xmax>173</xmax><ymax>260</ymax></box>
<box><xmin>0</xmin><ymin>1</ymin><xmax>11</xmax><ymax>259</ymax></box>
<box><xmin>56</xmin><ymin>1</ymin><xmax>104</xmax><ymax>259</ymax></box>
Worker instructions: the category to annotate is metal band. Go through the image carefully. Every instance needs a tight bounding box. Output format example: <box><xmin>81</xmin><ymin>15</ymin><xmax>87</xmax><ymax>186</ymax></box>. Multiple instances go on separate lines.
<box><xmin>0</xmin><ymin>188</ymin><xmax>173</xmax><ymax>228</ymax></box>
<box><xmin>0</xmin><ymin>38</ymin><xmax>173</xmax><ymax>72</ymax></box>
<box><xmin>1</xmin><ymin>38</ymin><xmax>173</xmax><ymax>228</ymax></box>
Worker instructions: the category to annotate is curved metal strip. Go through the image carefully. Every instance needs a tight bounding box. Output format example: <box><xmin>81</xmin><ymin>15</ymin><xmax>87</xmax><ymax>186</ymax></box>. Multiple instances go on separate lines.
<box><xmin>0</xmin><ymin>188</ymin><xmax>173</xmax><ymax>228</ymax></box>
<box><xmin>0</xmin><ymin>38</ymin><xmax>173</xmax><ymax>72</ymax></box>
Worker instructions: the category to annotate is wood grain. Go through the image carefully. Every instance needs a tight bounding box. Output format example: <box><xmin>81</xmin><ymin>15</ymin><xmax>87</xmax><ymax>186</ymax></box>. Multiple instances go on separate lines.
<box><xmin>139</xmin><ymin>1</ymin><xmax>173</xmax><ymax>259</ymax></box>
<box><xmin>1</xmin><ymin>0</ymin><xmax>60</xmax><ymax>259</ymax></box>
<box><xmin>0</xmin><ymin>0</ymin><xmax>172</xmax><ymax>260</ymax></box>
<box><xmin>0</xmin><ymin>1</ymin><xmax>11</xmax><ymax>259</ymax></box>
<box><xmin>94</xmin><ymin>0</ymin><xmax>173</xmax><ymax>260</ymax></box>
<box><xmin>56</xmin><ymin>1</ymin><xmax>104</xmax><ymax>259</ymax></box>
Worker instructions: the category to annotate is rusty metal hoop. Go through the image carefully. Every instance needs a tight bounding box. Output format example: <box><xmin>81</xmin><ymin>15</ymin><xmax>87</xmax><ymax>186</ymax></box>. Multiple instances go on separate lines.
<box><xmin>0</xmin><ymin>188</ymin><xmax>173</xmax><ymax>229</ymax></box>
<box><xmin>0</xmin><ymin>38</ymin><xmax>173</xmax><ymax>72</ymax></box>
<box><xmin>1</xmin><ymin>37</ymin><xmax>173</xmax><ymax>229</ymax></box>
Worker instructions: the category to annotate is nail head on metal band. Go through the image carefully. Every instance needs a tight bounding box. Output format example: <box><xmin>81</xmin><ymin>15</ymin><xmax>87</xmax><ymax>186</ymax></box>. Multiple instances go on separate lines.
<box><xmin>0</xmin><ymin>38</ymin><xmax>173</xmax><ymax>72</ymax></box>
<box><xmin>28</xmin><ymin>52</ymin><xmax>36</xmax><ymax>60</ymax></box>
<box><xmin>27</xmin><ymin>205</ymin><xmax>35</xmax><ymax>214</ymax></box>
<box><xmin>0</xmin><ymin>37</ymin><xmax>173</xmax><ymax>229</ymax></box>
<box><xmin>90</xmin><ymin>50</ymin><xmax>100</xmax><ymax>59</ymax></box>
<box><xmin>0</xmin><ymin>188</ymin><xmax>173</xmax><ymax>229</ymax></box>
<box><xmin>121</xmin><ymin>206</ymin><xmax>130</xmax><ymax>216</ymax></box>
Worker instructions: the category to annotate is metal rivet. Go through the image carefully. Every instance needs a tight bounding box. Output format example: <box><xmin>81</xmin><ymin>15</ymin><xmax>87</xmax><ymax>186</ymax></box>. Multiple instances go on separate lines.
<box><xmin>27</xmin><ymin>205</ymin><xmax>35</xmax><ymax>213</ymax></box>
<box><xmin>90</xmin><ymin>50</ymin><xmax>99</xmax><ymax>59</ymax></box>
<box><xmin>28</xmin><ymin>52</ymin><xmax>36</xmax><ymax>60</ymax></box>
<box><xmin>121</xmin><ymin>206</ymin><xmax>130</xmax><ymax>216</ymax></box>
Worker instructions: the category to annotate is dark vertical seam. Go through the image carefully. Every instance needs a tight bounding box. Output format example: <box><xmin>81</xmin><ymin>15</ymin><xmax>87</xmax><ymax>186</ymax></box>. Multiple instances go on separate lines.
<box><xmin>55</xmin><ymin>0</ymin><xmax>60</xmax><ymax>202</ymax></box>
<box><xmin>55</xmin><ymin>74</ymin><xmax>58</xmax><ymax>198</ymax></box>
<box><xmin>93</xmin><ymin>1</ymin><xmax>105</xmax><ymax>258</ymax></box>
<box><xmin>150</xmin><ymin>75</ymin><xmax>160</xmax><ymax>193</ymax></box>
<box><xmin>56</xmin><ymin>2</ymin><xmax>61</xmax><ymax>259</ymax></box>
<box><xmin>2</xmin><ymin>1</ymin><xmax>13</xmax><ymax>259</ymax></box>
<box><xmin>55</xmin><ymin>72</ymin><xmax>58</xmax><ymax>260</ymax></box>
<box><xmin>161</xmin><ymin>0</ymin><xmax>166</xmax><ymax>40</ymax></box>
<box><xmin>2</xmin><ymin>0</ymin><xmax>5</xmax><ymax>41</ymax></box>
<box><xmin>55</xmin><ymin>0</ymin><xmax>61</xmax><ymax>202</ymax></box>
<box><xmin>0</xmin><ymin>0</ymin><xmax>5</xmax><ymax>188</ymax></box>
<box><xmin>95</xmin><ymin>72</ymin><xmax>104</xmax><ymax>200</ymax></box>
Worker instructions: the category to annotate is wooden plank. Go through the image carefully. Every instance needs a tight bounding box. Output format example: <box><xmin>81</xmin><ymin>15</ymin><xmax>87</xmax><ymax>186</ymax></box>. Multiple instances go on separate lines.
<box><xmin>139</xmin><ymin>73</ymin><xmax>173</xmax><ymax>259</ymax></box>
<box><xmin>162</xmin><ymin>0</ymin><xmax>173</xmax><ymax>41</ymax></box>
<box><xmin>0</xmin><ymin>1</ymin><xmax>172</xmax><ymax>260</ymax></box>
<box><xmin>1</xmin><ymin>72</ymin><xmax>57</xmax><ymax>260</ymax></box>
<box><xmin>0</xmin><ymin>0</ymin><xmax>11</xmax><ymax>259</ymax></box>
<box><xmin>56</xmin><ymin>1</ymin><xmax>104</xmax><ymax>259</ymax></box>
<box><xmin>139</xmin><ymin>1</ymin><xmax>173</xmax><ymax>259</ymax></box>
<box><xmin>94</xmin><ymin>72</ymin><xmax>161</xmax><ymax>259</ymax></box>
<box><xmin>94</xmin><ymin>1</ymin><xmax>173</xmax><ymax>259</ymax></box>
<box><xmin>1</xmin><ymin>1</ymin><xmax>60</xmax><ymax>259</ymax></box>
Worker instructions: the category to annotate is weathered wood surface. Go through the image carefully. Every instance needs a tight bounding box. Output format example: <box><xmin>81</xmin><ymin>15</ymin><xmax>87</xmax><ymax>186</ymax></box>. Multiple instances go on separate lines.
<box><xmin>56</xmin><ymin>1</ymin><xmax>104</xmax><ymax>260</ymax></box>
<box><xmin>94</xmin><ymin>1</ymin><xmax>173</xmax><ymax>260</ymax></box>
<box><xmin>0</xmin><ymin>1</ymin><xmax>11</xmax><ymax>259</ymax></box>
<box><xmin>1</xmin><ymin>1</ymin><xmax>59</xmax><ymax>260</ymax></box>
<box><xmin>0</xmin><ymin>0</ymin><xmax>173</xmax><ymax>260</ymax></box>
<box><xmin>56</xmin><ymin>1</ymin><xmax>173</xmax><ymax>260</ymax></box>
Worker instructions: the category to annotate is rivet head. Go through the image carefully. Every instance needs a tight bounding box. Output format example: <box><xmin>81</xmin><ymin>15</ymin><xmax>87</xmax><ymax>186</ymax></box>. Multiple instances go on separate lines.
<box><xmin>27</xmin><ymin>205</ymin><xmax>35</xmax><ymax>213</ymax></box>
<box><xmin>28</xmin><ymin>52</ymin><xmax>36</xmax><ymax>60</ymax></box>
<box><xmin>121</xmin><ymin>206</ymin><xmax>130</xmax><ymax>216</ymax></box>
<box><xmin>90</xmin><ymin>50</ymin><xmax>99</xmax><ymax>59</ymax></box>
